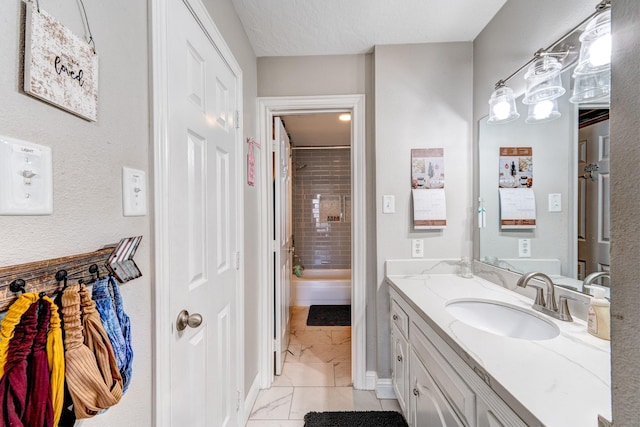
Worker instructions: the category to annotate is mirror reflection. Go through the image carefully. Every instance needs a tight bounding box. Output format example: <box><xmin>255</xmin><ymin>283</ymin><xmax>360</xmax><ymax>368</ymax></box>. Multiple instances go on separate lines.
<box><xmin>478</xmin><ymin>71</ymin><xmax>610</xmax><ymax>293</ymax></box>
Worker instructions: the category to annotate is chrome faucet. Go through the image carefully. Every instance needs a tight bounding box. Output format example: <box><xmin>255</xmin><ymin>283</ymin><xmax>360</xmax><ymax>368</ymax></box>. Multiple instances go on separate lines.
<box><xmin>516</xmin><ymin>272</ymin><xmax>573</xmax><ymax>321</ymax></box>
<box><xmin>583</xmin><ymin>271</ymin><xmax>610</xmax><ymax>294</ymax></box>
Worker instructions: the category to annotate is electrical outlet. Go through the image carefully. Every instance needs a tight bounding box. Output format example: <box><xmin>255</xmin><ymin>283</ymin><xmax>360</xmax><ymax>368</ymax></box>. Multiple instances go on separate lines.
<box><xmin>518</xmin><ymin>239</ymin><xmax>531</xmax><ymax>258</ymax></box>
<box><xmin>412</xmin><ymin>239</ymin><xmax>424</xmax><ymax>258</ymax></box>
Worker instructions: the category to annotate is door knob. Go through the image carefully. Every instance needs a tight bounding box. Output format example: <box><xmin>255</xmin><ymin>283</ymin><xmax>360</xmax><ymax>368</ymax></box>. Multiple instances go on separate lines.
<box><xmin>176</xmin><ymin>309</ymin><xmax>203</xmax><ymax>331</ymax></box>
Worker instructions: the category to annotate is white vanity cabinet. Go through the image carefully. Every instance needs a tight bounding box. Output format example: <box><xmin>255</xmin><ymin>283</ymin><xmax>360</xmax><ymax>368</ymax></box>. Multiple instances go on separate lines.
<box><xmin>390</xmin><ymin>298</ymin><xmax>410</xmax><ymax>412</ymax></box>
<box><xmin>408</xmin><ymin>348</ymin><xmax>464</xmax><ymax>427</ymax></box>
<box><xmin>390</xmin><ymin>288</ymin><xmax>528</xmax><ymax>427</ymax></box>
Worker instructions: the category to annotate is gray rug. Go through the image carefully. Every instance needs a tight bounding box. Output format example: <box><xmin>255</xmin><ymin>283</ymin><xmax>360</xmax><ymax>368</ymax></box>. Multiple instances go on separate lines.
<box><xmin>306</xmin><ymin>305</ymin><xmax>351</xmax><ymax>326</ymax></box>
<box><xmin>303</xmin><ymin>411</ymin><xmax>408</xmax><ymax>426</ymax></box>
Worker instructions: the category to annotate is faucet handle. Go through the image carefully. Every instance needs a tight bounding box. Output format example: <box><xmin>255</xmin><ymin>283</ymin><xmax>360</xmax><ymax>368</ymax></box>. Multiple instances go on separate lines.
<box><xmin>557</xmin><ymin>295</ymin><xmax>587</xmax><ymax>322</ymax></box>
<box><xmin>526</xmin><ymin>283</ymin><xmax>546</xmax><ymax>307</ymax></box>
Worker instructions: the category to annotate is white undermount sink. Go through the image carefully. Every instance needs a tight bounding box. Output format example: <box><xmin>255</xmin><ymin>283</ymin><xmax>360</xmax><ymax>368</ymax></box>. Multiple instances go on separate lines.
<box><xmin>446</xmin><ymin>299</ymin><xmax>560</xmax><ymax>341</ymax></box>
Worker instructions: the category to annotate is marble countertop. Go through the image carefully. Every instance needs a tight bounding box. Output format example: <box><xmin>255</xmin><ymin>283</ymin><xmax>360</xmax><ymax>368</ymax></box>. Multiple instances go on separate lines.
<box><xmin>386</xmin><ymin>273</ymin><xmax>611</xmax><ymax>427</ymax></box>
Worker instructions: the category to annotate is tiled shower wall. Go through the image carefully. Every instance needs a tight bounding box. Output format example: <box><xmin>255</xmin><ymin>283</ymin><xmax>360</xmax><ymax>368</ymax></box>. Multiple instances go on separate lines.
<box><xmin>292</xmin><ymin>148</ymin><xmax>351</xmax><ymax>270</ymax></box>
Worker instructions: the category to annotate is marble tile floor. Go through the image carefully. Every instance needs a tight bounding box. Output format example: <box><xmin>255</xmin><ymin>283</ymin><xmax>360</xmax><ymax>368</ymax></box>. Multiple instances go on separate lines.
<box><xmin>246</xmin><ymin>306</ymin><xmax>402</xmax><ymax>427</ymax></box>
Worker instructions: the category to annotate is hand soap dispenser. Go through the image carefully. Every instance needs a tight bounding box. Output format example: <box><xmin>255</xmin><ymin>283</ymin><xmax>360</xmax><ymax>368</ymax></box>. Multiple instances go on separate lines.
<box><xmin>585</xmin><ymin>285</ymin><xmax>610</xmax><ymax>341</ymax></box>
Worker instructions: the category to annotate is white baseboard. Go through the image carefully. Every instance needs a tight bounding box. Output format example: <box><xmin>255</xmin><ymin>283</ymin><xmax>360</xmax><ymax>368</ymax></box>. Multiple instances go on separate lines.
<box><xmin>376</xmin><ymin>377</ymin><xmax>397</xmax><ymax>400</ymax></box>
<box><xmin>365</xmin><ymin>370</ymin><xmax>377</xmax><ymax>390</ymax></box>
<box><xmin>241</xmin><ymin>374</ymin><xmax>260</xmax><ymax>425</ymax></box>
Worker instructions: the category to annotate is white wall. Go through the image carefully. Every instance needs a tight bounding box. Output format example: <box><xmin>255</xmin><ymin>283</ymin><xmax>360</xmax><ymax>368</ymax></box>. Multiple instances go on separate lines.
<box><xmin>374</xmin><ymin>43</ymin><xmax>473</xmax><ymax>376</ymax></box>
<box><xmin>202</xmin><ymin>0</ymin><xmax>260</xmax><ymax>399</ymax></box>
<box><xmin>0</xmin><ymin>1</ymin><xmax>151</xmax><ymax>426</ymax></box>
<box><xmin>611</xmin><ymin>0</ymin><xmax>640</xmax><ymax>423</ymax></box>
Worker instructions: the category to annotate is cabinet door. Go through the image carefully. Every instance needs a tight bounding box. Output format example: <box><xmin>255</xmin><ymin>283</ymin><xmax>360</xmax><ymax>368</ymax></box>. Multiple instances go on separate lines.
<box><xmin>409</xmin><ymin>349</ymin><xmax>465</xmax><ymax>427</ymax></box>
<box><xmin>391</xmin><ymin>324</ymin><xmax>409</xmax><ymax>413</ymax></box>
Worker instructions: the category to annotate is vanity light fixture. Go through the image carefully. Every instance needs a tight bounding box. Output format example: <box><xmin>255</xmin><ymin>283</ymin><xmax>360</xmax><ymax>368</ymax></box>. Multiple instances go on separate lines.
<box><xmin>487</xmin><ymin>0</ymin><xmax>611</xmax><ymax>123</ymax></box>
<box><xmin>570</xmin><ymin>8</ymin><xmax>611</xmax><ymax>103</ymax></box>
<box><xmin>487</xmin><ymin>82</ymin><xmax>520</xmax><ymax>124</ymax></box>
<box><xmin>522</xmin><ymin>56</ymin><xmax>565</xmax><ymax>105</ymax></box>
<box><xmin>525</xmin><ymin>99</ymin><xmax>561</xmax><ymax>124</ymax></box>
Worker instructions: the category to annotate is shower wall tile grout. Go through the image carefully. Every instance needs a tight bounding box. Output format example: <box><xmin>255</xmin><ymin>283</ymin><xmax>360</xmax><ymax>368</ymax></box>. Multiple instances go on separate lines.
<box><xmin>292</xmin><ymin>148</ymin><xmax>351</xmax><ymax>270</ymax></box>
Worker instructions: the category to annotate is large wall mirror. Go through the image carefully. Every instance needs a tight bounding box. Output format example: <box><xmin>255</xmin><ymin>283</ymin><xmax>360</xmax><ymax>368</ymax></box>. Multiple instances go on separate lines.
<box><xmin>477</xmin><ymin>7</ymin><xmax>611</xmax><ymax>293</ymax></box>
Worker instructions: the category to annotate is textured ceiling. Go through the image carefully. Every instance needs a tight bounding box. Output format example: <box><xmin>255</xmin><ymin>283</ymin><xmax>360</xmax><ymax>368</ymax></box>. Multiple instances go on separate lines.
<box><xmin>232</xmin><ymin>0</ymin><xmax>507</xmax><ymax>57</ymax></box>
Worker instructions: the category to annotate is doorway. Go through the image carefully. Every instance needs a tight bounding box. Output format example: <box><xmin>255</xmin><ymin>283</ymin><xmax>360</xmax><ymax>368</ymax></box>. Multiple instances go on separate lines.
<box><xmin>257</xmin><ymin>95</ymin><xmax>367</xmax><ymax>390</ymax></box>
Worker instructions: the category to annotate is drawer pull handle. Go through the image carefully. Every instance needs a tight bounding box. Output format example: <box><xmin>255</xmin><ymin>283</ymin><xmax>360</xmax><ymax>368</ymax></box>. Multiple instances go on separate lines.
<box><xmin>393</xmin><ymin>314</ymin><xmax>399</xmax><ymax>321</ymax></box>
<box><xmin>397</xmin><ymin>355</ymin><xmax>403</xmax><ymax>362</ymax></box>
<box><xmin>412</xmin><ymin>388</ymin><xmax>420</xmax><ymax>396</ymax></box>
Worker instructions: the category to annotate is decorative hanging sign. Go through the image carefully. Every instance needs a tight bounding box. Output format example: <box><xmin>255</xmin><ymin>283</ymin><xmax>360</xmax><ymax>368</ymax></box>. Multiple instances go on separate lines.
<box><xmin>23</xmin><ymin>2</ymin><xmax>99</xmax><ymax>121</ymax></box>
<box><xmin>246</xmin><ymin>137</ymin><xmax>261</xmax><ymax>186</ymax></box>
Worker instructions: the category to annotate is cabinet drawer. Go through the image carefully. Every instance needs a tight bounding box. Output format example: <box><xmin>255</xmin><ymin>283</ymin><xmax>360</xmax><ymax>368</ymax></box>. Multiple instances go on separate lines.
<box><xmin>411</xmin><ymin>320</ymin><xmax>476</xmax><ymax>427</ymax></box>
<box><xmin>391</xmin><ymin>298</ymin><xmax>409</xmax><ymax>339</ymax></box>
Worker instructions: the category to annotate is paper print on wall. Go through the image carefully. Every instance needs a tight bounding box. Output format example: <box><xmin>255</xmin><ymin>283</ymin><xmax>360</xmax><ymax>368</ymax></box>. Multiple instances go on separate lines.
<box><xmin>498</xmin><ymin>147</ymin><xmax>533</xmax><ymax>188</ymax></box>
<box><xmin>23</xmin><ymin>3</ymin><xmax>99</xmax><ymax>121</ymax></box>
<box><xmin>411</xmin><ymin>148</ymin><xmax>444</xmax><ymax>189</ymax></box>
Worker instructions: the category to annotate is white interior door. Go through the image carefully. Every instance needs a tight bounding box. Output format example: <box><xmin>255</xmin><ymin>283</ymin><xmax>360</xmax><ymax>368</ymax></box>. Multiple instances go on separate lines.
<box><xmin>577</xmin><ymin>118</ymin><xmax>610</xmax><ymax>279</ymax></box>
<box><xmin>274</xmin><ymin>117</ymin><xmax>292</xmax><ymax>375</ymax></box>
<box><xmin>166</xmin><ymin>0</ymin><xmax>239</xmax><ymax>425</ymax></box>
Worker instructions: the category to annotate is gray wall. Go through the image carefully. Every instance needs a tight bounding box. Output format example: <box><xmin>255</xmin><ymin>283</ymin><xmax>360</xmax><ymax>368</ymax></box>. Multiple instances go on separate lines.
<box><xmin>202</xmin><ymin>0</ymin><xmax>260</xmax><ymax>400</ymax></box>
<box><xmin>257</xmin><ymin>54</ymin><xmax>379</xmax><ymax>371</ymax></box>
<box><xmin>611</xmin><ymin>1</ymin><xmax>640</xmax><ymax>423</ymax></box>
<box><xmin>292</xmin><ymin>148</ymin><xmax>352</xmax><ymax>270</ymax></box>
<box><xmin>374</xmin><ymin>43</ymin><xmax>474</xmax><ymax>377</ymax></box>
<box><xmin>0</xmin><ymin>1</ymin><xmax>151</xmax><ymax>426</ymax></box>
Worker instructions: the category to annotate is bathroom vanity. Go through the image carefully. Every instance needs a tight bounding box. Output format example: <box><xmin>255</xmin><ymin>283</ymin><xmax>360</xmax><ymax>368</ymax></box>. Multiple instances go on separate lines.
<box><xmin>386</xmin><ymin>270</ymin><xmax>611</xmax><ymax>427</ymax></box>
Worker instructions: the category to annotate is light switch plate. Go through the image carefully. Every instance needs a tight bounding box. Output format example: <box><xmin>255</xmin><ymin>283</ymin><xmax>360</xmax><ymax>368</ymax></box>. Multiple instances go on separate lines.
<box><xmin>412</xmin><ymin>239</ymin><xmax>424</xmax><ymax>258</ymax></box>
<box><xmin>518</xmin><ymin>238</ymin><xmax>531</xmax><ymax>258</ymax></box>
<box><xmin>122</xmin><ymin>167</ymin><xmax>147</xmax><ymax>216</ymax></box>
<box><xmin>383</xmin><ymin>195</ymin><xmax>395</xmax><ymax>213</ymax></box>
<box><xmin>0</xmin><ymin>135</ymin><xmax>53</xmax><ymax>215</ymax></box>
<box><xmin>548</xmin><ymin>193</ymin><xmax>562</xmax><ymax>212</ymax></box>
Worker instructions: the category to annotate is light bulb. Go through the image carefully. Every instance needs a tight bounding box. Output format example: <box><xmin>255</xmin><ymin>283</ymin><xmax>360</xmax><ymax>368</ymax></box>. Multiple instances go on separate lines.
<box><xmin>533</xmin><ymin>100</ymin><xmax>554</xmax><ymax>120</ymax></box>
<box><xmin>492</xmin><ymin>101</ymin><xmax>511</xmax><ymax>120</ymax></box>
<box><xmin>589</xmin><ymin>33</ymin><xmax>611</xmax><ymax>67</ymax></box>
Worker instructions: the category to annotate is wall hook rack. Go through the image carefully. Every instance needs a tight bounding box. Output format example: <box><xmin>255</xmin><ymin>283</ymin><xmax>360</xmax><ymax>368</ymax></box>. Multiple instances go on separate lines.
<box><xmin>0</xmin><ymin>236</ymin><xmax>142</xmax><ymax>312</ymax></box>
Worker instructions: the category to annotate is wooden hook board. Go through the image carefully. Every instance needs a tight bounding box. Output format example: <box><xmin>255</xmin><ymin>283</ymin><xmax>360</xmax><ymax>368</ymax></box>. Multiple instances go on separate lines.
<box><xmin>0</xmin><ymin>236</ymin><xmax>142</xmax><ymax>312</ymax></box>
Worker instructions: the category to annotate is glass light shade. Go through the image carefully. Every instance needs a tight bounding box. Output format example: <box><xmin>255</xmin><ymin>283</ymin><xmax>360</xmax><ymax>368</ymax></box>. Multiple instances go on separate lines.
<box><xmin>570</xmin><ymin>69</ymin><xmax>610</xmax><ymax>103</ymax></box>
<box><xmin>522</xmin><ymin>56</ymin><xmax>566</xmax><ymax>104</ymax></box>
<box><xmin>525</xmin><ymin>99</ymin><xmax>561</xmax><ymax>124</ymax></box>
<box><xmin>487</xmin><ymin>86</ymin><xmax>520</xmax><ymax>124</ymax></box>
<box><xmin>574</xmin><ymin>9</ymin><xmax>611</xmax><ymax>76</ymax></box>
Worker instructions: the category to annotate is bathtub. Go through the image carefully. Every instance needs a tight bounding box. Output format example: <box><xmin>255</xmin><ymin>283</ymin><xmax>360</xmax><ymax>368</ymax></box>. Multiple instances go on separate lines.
<box><xmin>291</xmin><ymin>269</ymin><xmax>351</xmax><ymax>306</ymax></box>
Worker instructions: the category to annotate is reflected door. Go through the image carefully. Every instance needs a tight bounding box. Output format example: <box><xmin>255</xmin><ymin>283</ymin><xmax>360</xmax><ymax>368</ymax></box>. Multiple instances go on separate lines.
<box><xmin>577</xmin><ymin>118</ymin><xmax>610</xmax><ymax>279</ymax></box>
<box><xmin>167</xmin><ymin>0</ymin><xmax>240</xmax><ymax>425</ymax></box>
<box><xmin>274</xmin><ymin>117</ymin><xmax>292</xmax><ymax>375</ymax></box>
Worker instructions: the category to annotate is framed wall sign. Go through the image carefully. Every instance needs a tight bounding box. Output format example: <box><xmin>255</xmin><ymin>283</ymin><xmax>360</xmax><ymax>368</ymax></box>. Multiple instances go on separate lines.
<box><xmin>23</xmin><ymin>3</ymin><xmax>99</xmax><ymax>121</ymax></box>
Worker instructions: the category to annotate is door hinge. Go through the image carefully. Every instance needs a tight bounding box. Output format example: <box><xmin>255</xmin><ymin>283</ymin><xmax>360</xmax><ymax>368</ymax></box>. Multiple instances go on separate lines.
<box><xmin>235</xmin><ymin>251</ymin><xmax>240</xmax><ymax>270</ymax></box>
<box><xmin>273</xmin><ymin>338</ymin><xmax>277</xmax><ymax>352</ymax></box>
<box><xmin>235</xmin><ymin>111</ymin><xmax>241</xmax><ymax>129</ymax></box>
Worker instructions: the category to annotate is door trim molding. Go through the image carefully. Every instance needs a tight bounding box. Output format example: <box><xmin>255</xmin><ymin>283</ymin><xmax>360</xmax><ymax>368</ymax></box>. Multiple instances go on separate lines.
<box><xmin>257</xmin><ymin>95</ymin><xmax>367</xmax><ymax>389</ymax></box>
<box><xmin>151</xmin><ymin>0</ymin><xmax>245</xmax><ymax>425</ymax></box>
